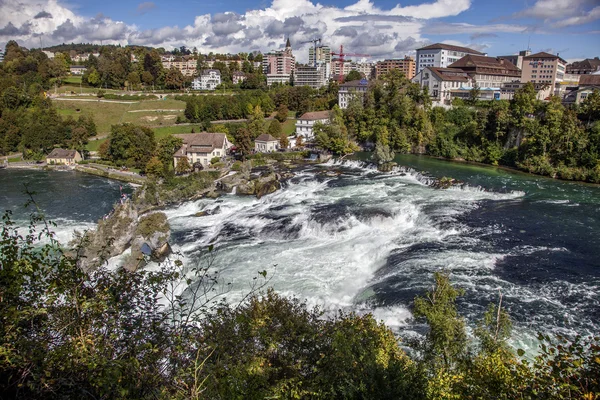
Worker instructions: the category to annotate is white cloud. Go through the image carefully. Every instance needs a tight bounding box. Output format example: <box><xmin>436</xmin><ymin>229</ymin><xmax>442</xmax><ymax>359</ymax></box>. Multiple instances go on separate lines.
<box><xmin>0</xmin><ymin>0</ymin><xmax>523</xmax><ymax>62</ymax></box>
<box><xmin>514</xmin><ymin>0</ymin><xmax>586</xmax><ymax>19</ymax></box>
<box><xmin>552</xmin><ymin>6</ymin><xmax>600</xmax><ymax>28</ymax></box>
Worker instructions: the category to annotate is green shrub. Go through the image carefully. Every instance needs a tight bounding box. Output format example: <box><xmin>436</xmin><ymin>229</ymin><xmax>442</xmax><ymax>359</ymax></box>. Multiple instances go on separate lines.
<box><xmin>231</xmin><ymin>161</ymin><xmax>242</xmax><ymax>171</ymax></box>
<box><xmin>210</xmin><ymin>156</ymin><xmax>220</xmax><ymax>165</ymax></box>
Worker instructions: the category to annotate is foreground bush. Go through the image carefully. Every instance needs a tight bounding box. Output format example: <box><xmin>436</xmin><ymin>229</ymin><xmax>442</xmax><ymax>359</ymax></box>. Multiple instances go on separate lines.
<box><xmin>1</xmin><ymin>209</ymin><xmax>599</xmax><ymax>399</ymax></box>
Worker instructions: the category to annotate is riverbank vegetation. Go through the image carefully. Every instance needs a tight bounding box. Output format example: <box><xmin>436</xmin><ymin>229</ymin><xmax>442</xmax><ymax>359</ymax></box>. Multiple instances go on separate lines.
<box><xmin>1</xmin><ymin>211</ymin><xmax>599</xmax><ymax>399</ymax></box>
<box><xmin>326</xmin><ymin>70</ymin><xmax>600</xmax><ymax>183</ymax></box>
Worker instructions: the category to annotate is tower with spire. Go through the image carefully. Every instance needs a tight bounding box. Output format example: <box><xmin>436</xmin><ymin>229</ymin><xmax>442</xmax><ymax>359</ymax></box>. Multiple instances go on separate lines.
<box><xmin>262</xmin><ymin>37</ymin><xmax>296</xmax><ymax>86</ymax></box>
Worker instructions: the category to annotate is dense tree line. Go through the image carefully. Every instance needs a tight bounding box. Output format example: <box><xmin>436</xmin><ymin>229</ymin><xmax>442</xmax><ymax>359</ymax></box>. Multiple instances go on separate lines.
<box><xmin>313</xmin><ymin>70</ymin><xmax>600</xmax><ymax>183</ymax></box>
<box><xmin>0</xmin><ymin>42</ymin><xmax>97</xmax><ymax>158</ymax></box>
<box><xmin>1</xmin><ymin>211</ymin><xmax>598</xmax><ymax>399</ymax></box>
<box><xmin>181</xmin><ymin>91</ymin><xmax>275</xmax><ymax>123</ymax></box>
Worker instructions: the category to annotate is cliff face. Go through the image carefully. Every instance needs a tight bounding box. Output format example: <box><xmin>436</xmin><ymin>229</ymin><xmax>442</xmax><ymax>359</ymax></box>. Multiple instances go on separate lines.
<box><xmin>72</xmin><ymin>202</ymin><xmax>170</xmax><ymax>272</ymax></box>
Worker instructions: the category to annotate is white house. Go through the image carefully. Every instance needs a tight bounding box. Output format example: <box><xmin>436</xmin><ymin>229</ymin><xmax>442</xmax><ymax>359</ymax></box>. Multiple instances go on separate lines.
<box><xmin>173</xmin><ymin>132</ymin><xmax>232</xmax><ymax>169</ymax></box>
<box><xmin>338</xmin><ymin>79</ymin><xmax>369</xmax><ymax>109</ymax></box>
<box><xmin>412</xmin><ymin>67</ymin><xmax>473</xmax><ymax>105</ymax></box>
<box><xmin>415</xmin><ymin>43</ymin><xmax>486</xmax><ymax>74</ymax></box>
<box><xmin>192</xmin><ymin>69</ymin><xmax>221</xmax><ymax>91</ymax></box>
<box><xmin>69</xmin><ymin>65</ymin><xmax>87</xmax><ymax>75</ymax></box>
<box><xmin>295</xmin><ymin>110</ymin><xmax>330</xmax><ymax>141</ymax></box>
<box><xmin>255</xmin><ymin>134</ymin><xmax>279</xmax><ymax>153</ymax></box>
<box><xmin>233</xmin><ymin>71</ymin><xmax>246</xmax><ymax>85</ymax></box>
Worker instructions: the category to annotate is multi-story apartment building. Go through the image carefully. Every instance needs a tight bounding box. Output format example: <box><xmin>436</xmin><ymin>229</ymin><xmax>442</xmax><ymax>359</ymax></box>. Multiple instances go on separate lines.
<box><xmin>448</xmin><ymin>55</ymin><xmax>522</xmax><ymax>88</ymax></box>
<box><xmin>191</xmin><ymin>69</ymin><xmax>221</xmax><ymax>91</ymax></box>
<box><xmin>294</xmin><ymin>65</ymin><xmax>327</xmax><ymax>89</ymax></box>
<box><xmin>338</xmin><ymin>79</ymin><xmax>369</xmax><ymax>109</ymax></box>
<box><xmin>162</xmin><ymin>57</ymin><xmax>197</xmax><ymax>77</ymax></box>
<box><xmin>308</xmin><ymin>46</ymin><xmax>331</xmax><ymax>66</ymax></box>
<box><xmin>350</xmin><ymin>62</ymin><xmax>375</xmax><ymax>79</ymax></box>
<box><xmin>332</xmin><ymin>61</ymin><xmax>353</xmax><ymax>79</ymax></box>
<box><xmin>416</xmin><ymin>43</ymin><xmax>486</xmax><ymax>74</ymax></box>
<box><xmin>0</xmin><ymin>50</ymin><xmax>4</xmax><ymax>63</ymax></box>
<box><xmin>520</xmin><ymin>52</ymin><xmax>568</xmax><ymax>93</ymax></box>
<box><xmin>566</xmin><ymin>57</ymin><xmax>600</xmax><ymax>75</ymax></box>
<box><xmin>499</xmin><ymin>49</ymin><xmax>531</xmax><ymax>70</ymax></box>
<box><xmin>263</xmin><ymin>38</ymin><xmax>295</xmax><ymax>85</ymax></box>
<box><xmin>412</xmin><ymin>67</ymin><xmax>473</xmax><ymax>104</ymax></box>
<box><xmin>375</xmin><ymin>56</ymin><xmax>416</xmax><ymax>79</ymax></box>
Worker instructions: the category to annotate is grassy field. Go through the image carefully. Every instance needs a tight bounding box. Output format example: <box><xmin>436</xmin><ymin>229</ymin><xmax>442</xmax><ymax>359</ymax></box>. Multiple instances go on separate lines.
<box><xmin>55</xmin><ymin>98</ymin><xmax>186</xmax><ymax>135</ymax></box>
<box><xmin>62</xmin><ymin>76</ymin><xmax>82</xmax><ymax>84</ymax></box>
<box><xmin>282</xmin><ymin>119</ymin><xmax>297</xmax><ymax>136</ymax></box>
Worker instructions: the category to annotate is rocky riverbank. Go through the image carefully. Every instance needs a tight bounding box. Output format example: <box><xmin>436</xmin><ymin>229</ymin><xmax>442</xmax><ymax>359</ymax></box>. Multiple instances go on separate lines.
<box><xmin>73</xmin><ymin>155</ymin><xmax>314</xmax><ymax>271</ymax></box>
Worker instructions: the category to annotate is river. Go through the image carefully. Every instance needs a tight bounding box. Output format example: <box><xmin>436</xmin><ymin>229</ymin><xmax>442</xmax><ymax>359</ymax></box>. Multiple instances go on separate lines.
<box><xmin>1</xmin><ymin>156</ymin><xmax>599</xmax><ymax>351</ymax></box>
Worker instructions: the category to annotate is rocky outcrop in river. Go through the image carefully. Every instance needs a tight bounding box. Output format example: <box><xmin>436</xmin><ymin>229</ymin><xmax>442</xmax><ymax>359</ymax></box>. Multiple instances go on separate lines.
<box><xmin>72</xmin><ymin>201</ymin><xmax>170</xmax><ymax>272</ymax></box>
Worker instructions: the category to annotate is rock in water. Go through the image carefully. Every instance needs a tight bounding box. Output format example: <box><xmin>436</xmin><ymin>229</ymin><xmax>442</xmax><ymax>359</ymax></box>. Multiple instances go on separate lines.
<box><xmin>126</xmin><ymin>212</ymin><xmax>171</xmax><ymax>271</ymax></box>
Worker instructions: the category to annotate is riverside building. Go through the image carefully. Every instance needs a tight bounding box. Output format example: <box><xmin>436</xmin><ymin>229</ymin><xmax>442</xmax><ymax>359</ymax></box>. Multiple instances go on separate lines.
<box><xmin>416</xmin><ymin>43</ymin><xmax>486</xmax><ymax>74</ymax></box>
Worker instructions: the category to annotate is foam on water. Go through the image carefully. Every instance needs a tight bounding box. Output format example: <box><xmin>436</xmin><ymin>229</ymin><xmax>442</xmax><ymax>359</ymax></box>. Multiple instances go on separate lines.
<box><xmin>159</xmin><ymin>161</ymin><xmax>600</xmax><ymax>355</ymax></box>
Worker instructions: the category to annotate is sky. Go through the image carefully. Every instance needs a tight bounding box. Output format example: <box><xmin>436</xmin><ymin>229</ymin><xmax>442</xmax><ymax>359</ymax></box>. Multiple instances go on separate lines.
<box><xmin>0</xmin><ymin>0</ymin><xmax>599</xmax><ymax>63</ymax></box>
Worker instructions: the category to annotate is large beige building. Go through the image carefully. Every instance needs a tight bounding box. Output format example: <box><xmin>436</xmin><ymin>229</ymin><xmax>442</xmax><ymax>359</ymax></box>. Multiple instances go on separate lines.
<box><xmin>375</xmin><ymin>57</ymin><xmax>416</xmax><ymax>79</ymax></box>
<box><xmin>448</xmin><ymin>55</ymin><xmax>522</xmax><ymax>88</ymax></box>
<box><xmin>162</xmin><ymin>57</ymin><xmax>197</xmax><ymax>77</ymax></box>
<box><xmin>520</xmin><ymin>52</ymin><xmax>567</xmax><ymax>92</ymax></box>
<box><xmin>173</xmin><ymin>133</ymin><xmax>231</xmax><ymax>169</ymax></box>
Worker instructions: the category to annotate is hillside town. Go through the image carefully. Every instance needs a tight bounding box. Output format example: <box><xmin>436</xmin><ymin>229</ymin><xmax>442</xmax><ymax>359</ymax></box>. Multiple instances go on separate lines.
<box><xmin>25</xmin><ymin>39</ymin><xmax>600</xmax><ymax>107</ymax></box>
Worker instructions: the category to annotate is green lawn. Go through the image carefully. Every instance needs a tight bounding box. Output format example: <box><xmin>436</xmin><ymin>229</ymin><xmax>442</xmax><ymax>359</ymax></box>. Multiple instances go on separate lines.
<box><xmin>153</xmin><ymin>125</ymin><xmax>203</xmax><ymax>140</ymax></box>
<box><xmin>87</xmin><ymin>137</ymin><xmax>107</xmax><ymax>152</ymax></box>
<box><xmin>282</xmin><ymin>119</ymin><xmax>297</xmax><ymax>136</ymax></box>
<box><xmin>54</xmin><ymin>98</ymin><xmax>187</xmax><ymax>135</ymax></box>
<box><xmin>55</xmin><ymin>101</ymin><xmax>133</xmax><ymax>133</ymax></box>
<box><xmin>62</xmin><ymin>76</ymin><xmax>82</xmax><ymax>84</ymax></box>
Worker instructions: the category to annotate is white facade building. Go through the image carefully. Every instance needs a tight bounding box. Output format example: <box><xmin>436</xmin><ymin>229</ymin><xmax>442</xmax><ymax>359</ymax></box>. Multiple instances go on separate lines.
<box><xmin>338</xmin><ymin>79</ymin><xmax>369</xmax><ymax>109</ymax></box>
<box><xmin>294</xmin><ymin>65</ymin><xmax>327</xmax><ymax>89</ymax></box>
<box><xmin>192</xmin><ymin>69</ymin><xmax>221</xmax><ymax>91</ymax></box>
<box><xmin>255</xmin><ymin>134</ymin><xmax>280</xmax><ymax>152</ymax></box>
<box><xmin>295</xmin><ymin>111</ymin><xmax>330</xmax><ymax>141</ymax></box>
<box><xmin>412</xmin><ymin>67</ymin><xmax>473</xmax><ymax>105</ymax></box>
<box><xmin>266</xmin><ymin>74</ymin><xmax>291</xmax><ymax>86</ymax></box>
<box><xmin>416</xmin><ymin>43</ymin><xmax>486</xmax><ymax>75</ymax></box>
<box><xmin>173</xmin><ymin>133</ymin><xmax>232</xmax><ymax>169</ymax></box>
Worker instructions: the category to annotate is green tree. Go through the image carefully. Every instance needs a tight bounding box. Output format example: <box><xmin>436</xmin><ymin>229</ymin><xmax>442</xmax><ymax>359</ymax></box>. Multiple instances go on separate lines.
<box><xmin>345</xmin><ymin>70</ymin><xmax>362</xmax><ymax>82</ymax></box>
<box><xmin>247</xmin><ymin>104</ymin><xmax>264</xmax><ymax>139</ymax></box>
<box><xmin>156</xmin><ymin>135</ymin><xmax>183</xmax><ymax>178</ymax></box>
<box><xmin>164</xmin><ymin>67</ymin><xmax>184</xmax><ymax>90</ymax></box>
<box><xmin>145</xmin><ymin>156</ymin><xmax>164</xmax><ymax>177</ymax></box>
<box><xmin>236</xmin><ymin>127</ymin><xmax>253</xmax><ymax>160</ymax></box>
<box><xmin>275</xmin><ymin>104</ymin><xmax>289</xmax><ymax>122</ymax></box>
<box><xmin>127</xmin><ymin>71</ymin><xmax>141</xmax><ymax>90</ymax></box>
<box><xmin>105</xmin><ymin>123</ymin><xmax>156</xmax><ymax>169</ymax></box>
<box><xmin>468</xmin><ymin>84</ymin><xmax>481</xmax><ymax>105</ymax></box>
<box><xmin>413</xmin><ymin>272</ymin><xmax>467</xmax><ymax>371</ymax></box>
<box><xmin>175</xmin><ymin>156</ymin><xmax>191</xmax><ymax>174</ymax></box>
<box><xmin>267</xmin><ymin>119</ymin><xmax>282</xmax><ymax>138</ymax></box>
<box><xmin>280</xmin><ymin>134</ymin><xmax>289</xmax><ymax>149</ymax></box>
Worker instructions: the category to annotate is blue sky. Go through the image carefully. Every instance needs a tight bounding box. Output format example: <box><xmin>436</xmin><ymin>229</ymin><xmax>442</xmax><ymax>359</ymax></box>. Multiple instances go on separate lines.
<box><xmin>1</xmin><ymin>0</ymin><xmax>598</xmax><ymax>62</ymax></box>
